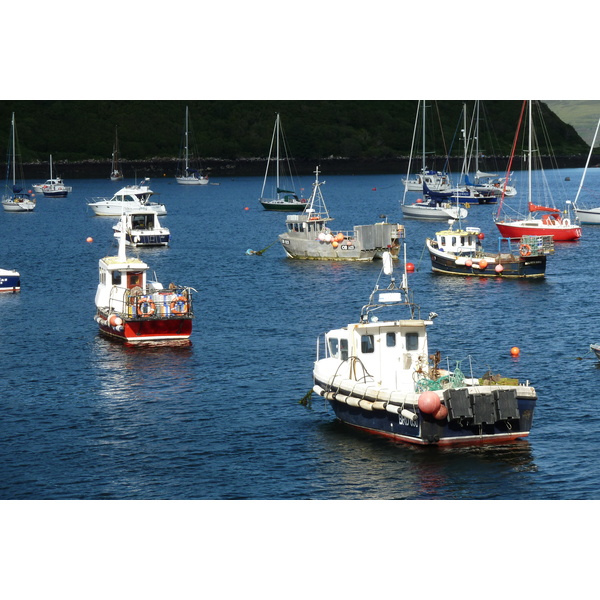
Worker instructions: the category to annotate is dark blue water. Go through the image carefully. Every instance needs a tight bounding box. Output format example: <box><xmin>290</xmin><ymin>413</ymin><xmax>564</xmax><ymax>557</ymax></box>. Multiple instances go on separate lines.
<box><xmin>2</xmin><ymin>168</ymin><xmax>600</xmax><ymax>500</ymax></box>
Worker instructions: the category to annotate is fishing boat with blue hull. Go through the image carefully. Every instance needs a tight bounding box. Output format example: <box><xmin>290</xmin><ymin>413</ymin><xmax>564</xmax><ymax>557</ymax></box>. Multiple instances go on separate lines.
<box><xmin>426</xmin><ymin>224</ymin><xmax>554</xmax><ymax>278</ymax></box>
<box><xmin>0</xmin><ymin>267</ymin><xmax>20</xmax><ymax>292</ymax></box>
<box><xmin>94</xmin><ymin>215</ymin><xmax>194</xmax><ymax>344</ymax></box>
<box><xmin>312</xmin><ymin>250</ymin><xmax>537</xmax><ymax>445</ymax></box>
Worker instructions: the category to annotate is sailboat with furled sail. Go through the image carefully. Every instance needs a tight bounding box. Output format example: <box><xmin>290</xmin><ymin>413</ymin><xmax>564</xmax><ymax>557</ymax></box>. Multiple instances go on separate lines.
<box><xmin>110</xmin><ymin>126</ymin><xmax>124</xmax><ymax>181</ymax></box>
<box><xmin>2</xmin><ymin>112</ymin><xmax>35</xmax><ymax>212</ymax></box>
<box><xmin>175</xmin><ymin>106</ymin><xmax>209</xmax><ymax>185</ymax></box>
<box><xmin>494</xmin><ymin>100</ymin><xmax>581</xmax><ymax>241</ymax></box>
<box><xmin>259</xmin><ymin>113</ymin><xmax>306</xmax><ymax>211</ymax></box>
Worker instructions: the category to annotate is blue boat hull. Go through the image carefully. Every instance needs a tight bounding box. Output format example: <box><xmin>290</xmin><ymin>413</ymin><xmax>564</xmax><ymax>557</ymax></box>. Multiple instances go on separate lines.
<box><xmin>322</xmin><ymin>390</ymin><xmax>536</xmax><ymax>446</ymax></box>
<box><xmin>0</xmin><ymin>273</ymin><xmax>20</xmax><ymax>292</ymax></box>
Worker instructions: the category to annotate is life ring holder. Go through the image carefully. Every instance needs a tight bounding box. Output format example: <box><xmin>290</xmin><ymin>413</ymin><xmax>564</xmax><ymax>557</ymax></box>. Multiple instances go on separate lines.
<box><xmin>519</xmin><ymin>243</ymin><xmax>531</xmax><ymax>257</ymax></box>
<box><xmin>138</xmin><ymin>295</ymin><xmax>155</xmax><ymax>317</ymax></box>
<box><xmin>170</xmin><ymin>295</ymin><xmax>189</xmax><ymax>315</ymax></box>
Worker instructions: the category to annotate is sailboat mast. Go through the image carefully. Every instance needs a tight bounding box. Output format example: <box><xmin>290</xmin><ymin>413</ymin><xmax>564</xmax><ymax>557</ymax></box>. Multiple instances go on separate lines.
<box><xmin>421</xmin><ymin>100</ymin><xmax>426</xmax><ymax>174</ymax></box>
<box><xmin>11</xmin><ymin>113</ymin><xmax>15</xmax><ymax>186</ymax></box>
<box><xmin>528</xmin><ymin>100</ymin><xmax>532</xmax><ymax>210</ymax></box>
<box><xmin>574</xmin><ymin>117</ymin><xmax>600</xmax><ymax>207</ymax></box>
<box><xmin>275</xmin><ymin>113</ymin><xmax>280</xmax><ymax>198</ymax></box>
<box><xmin>184</xmin><ymin>106</ymin><xmax>189</xmax><ymax>171</ymax></box>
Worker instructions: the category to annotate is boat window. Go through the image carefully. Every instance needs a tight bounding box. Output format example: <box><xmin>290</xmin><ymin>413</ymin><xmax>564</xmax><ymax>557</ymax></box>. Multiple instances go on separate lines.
<box><xmin>340</xmin><ymin>339</ymin><xmax>348</xmax><ymax>361</ymax></box>
<box><xmin>361</xmin><ymin>335</ymin><xmax>374</xmax><ymax>354</ymax></box>
<box><xmin>329</xmin><ymin>338</ymin><xmax>339</xmax><ymax>357</ymax></box>
<box><xmin>406</xmin><ymin>332</ymin><xmax>419</xmax><ymax>351</ymax></box>
<box><xmin>386</xmin><ymin>332</ymin><xmax>396</xmax><ymax>347</ymax></box>
<box><xmin>112</xmin><ymin>271</ymin><xmax>121</xmax><ymax>285</ymax></box>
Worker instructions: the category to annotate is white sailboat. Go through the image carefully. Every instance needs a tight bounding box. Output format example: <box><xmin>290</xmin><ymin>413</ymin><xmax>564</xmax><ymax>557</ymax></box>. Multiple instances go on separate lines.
<box><xmin>401</xmin><ymin>102</ymin><xmax>467</xmax><ymax>221</ymax></box>
<box><xmin>2</xmin><ymin>113</ymin><xmax>35</xmax><ymax>212</ymax></box>
<box><xmin>259</xmin><ymin>113</ymin><xmax>306</xmax><ymax>211</ymax></box>
<box><xmin>175</xmin><ymin>106</ymin><xmax>209</xmax><ymax>185</ymax></box>
<box><xmin>110</xmin><ymin>126</ymin><xmax>124</xmax><ymax>181</ymax></box>
<box><xmin>573</xmin><ymin>117</ymin><xmax>600</xmax><ymax>224</ymax></box>
<box><xmin>402</xmin><ymin>100</ymin><xmax>451</xmax><ymax>193</ymax></box>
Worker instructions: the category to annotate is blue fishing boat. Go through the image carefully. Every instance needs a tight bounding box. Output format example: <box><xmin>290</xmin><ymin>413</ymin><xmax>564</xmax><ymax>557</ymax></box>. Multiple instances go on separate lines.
<box><xmin>312</xmin><ymin>250</ymin><xmax>537</xmax><ymax>445</ymax></box>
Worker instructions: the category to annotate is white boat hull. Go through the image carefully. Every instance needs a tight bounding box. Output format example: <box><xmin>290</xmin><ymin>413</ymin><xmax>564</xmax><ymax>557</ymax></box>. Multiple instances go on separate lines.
<box><xmin>89</xmin><ymin>203</ymin><xmax>167</xmax><ymax>216</ymax></box>
<box><xmin>2</xmin><ymin>199</ymin><xmax>35</xmax><ymax>212</ymax></box>
<box><xmin>401</xmin><ymin>203</ymin><xmax>467</xmax><ymax>221</ymax></box>
<box><xmin>176</xmin><ymin>176</ymin><xmax>209</xmax><ymax>185</ymax></box>
<box><xmin>575</xmin><ymin>207</ymin><xmax>600</xmax><ymax>225</ymax></box>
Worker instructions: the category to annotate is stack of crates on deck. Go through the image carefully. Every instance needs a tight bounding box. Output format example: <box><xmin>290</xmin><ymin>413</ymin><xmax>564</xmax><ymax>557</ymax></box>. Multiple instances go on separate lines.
<box><xmin>521</xmin><ymin>235</ymin><xmax>554</xmax><ymax>256</ymax></box>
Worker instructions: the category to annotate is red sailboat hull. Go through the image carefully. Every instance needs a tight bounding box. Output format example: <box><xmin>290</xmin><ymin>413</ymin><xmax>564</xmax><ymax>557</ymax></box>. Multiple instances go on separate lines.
<box><xmin>496</xmin><ymin>222</ymin><xmax>581</xmax><ymax>242</ymax></box>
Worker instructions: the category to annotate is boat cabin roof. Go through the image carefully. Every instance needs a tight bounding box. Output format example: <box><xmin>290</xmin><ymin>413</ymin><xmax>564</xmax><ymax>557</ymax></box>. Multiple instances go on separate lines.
<box><xmin>100</xmin><ymin>255</ymin><xmax>148</xmax><ymax>271</ymax></box>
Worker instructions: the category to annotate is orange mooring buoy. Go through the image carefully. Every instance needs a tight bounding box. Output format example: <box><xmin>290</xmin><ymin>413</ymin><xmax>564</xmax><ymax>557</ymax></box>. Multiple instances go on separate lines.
<box><xmin>510</xmin><ymin>346</ymin><xmax>520</xmax><ymax>357</ymax></box>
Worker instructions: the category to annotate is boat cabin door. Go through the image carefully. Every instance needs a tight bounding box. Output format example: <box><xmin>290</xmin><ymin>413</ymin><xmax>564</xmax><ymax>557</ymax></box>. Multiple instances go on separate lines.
<box><xmin>127</xmin><ymin>271</ymin><xmax>144</xmax><ymax>290</ymax></box>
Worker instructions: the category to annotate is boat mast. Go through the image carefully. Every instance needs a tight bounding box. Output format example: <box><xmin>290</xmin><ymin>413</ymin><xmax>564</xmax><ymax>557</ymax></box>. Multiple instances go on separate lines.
<box><xmin>528</xmin><ymin>100</ymin><xmax>532</xmax><ymax>214</ymax></box>
<box><xmin>275</xmin><ymin>113</ymin><xmax>280</xmax><ymax>199</ymax></box>
<box><xmin>11</xmin><ymin>113</ymin><xmax>15</xmax><ymax>186</ymax></box>
<box><xmin>573</xmin><ymin>116</ymin><xmax>600</xmax><ymax>209</ymax></box>
<box><xmin>421</xmin><ymin>100</ymin><xmax>426</xmax><ymax>175</ymax></box>
<box><xmin>184</xmin><ymin>106</ymin><xmax>189</xmax><ymax>172</ymax></box>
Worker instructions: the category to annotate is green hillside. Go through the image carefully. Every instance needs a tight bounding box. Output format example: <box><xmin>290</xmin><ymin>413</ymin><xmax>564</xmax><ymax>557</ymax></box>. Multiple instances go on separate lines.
<box><xmin>0</xmin><ymin>100</ymin><xmax>589</xmax><ymax>164</ymax></box>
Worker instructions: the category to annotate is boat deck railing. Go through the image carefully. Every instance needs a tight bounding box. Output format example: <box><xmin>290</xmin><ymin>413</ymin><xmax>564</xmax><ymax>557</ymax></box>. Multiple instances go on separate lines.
<box><xmin>110</xmin><ymin>286</ymin><xmax>194</xmax><ymax>319</ymax></box>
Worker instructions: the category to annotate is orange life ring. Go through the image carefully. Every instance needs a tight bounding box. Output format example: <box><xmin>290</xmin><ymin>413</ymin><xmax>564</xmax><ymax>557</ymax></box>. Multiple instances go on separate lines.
<box><xmin>519</xmin><ymin>243</ymin><xmax>531</xmax><ymax>257</ymax></box>
<box><xmin>138</xmin><ymin>296</ymin><xmax>155</xmax><ymax>317</ymax></box>
<box><xmin>170</xmin><ymin>295</ymin><xmax>188</xmax><ymax>315</ymax></box>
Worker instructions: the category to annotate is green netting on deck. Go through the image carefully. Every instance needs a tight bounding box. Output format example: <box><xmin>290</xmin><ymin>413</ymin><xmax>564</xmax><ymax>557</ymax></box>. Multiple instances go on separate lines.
<box><xmin>415</xmin><ymin>365</ymin><xmax>466</xmax><ymax>392</ymax></box>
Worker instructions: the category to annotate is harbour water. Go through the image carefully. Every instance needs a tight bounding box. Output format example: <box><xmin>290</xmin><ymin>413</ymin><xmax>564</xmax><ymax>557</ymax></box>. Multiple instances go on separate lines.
<box><xmin>1</xmin><ymin>169</ymin><xmax>600</xmax><ymax>501</ymax></box>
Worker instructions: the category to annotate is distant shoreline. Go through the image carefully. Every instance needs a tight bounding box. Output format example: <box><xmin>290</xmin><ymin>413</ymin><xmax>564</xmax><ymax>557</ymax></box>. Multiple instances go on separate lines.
<box><xmin>12</xmin><ymin>154</ymin><xmax>597</xmax><ymax>179</ymax></box>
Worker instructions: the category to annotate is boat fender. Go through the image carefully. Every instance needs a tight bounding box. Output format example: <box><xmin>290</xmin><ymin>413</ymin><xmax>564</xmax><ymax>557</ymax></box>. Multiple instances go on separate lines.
<box><xmin>170</xmin><ymin>295</ymin><xmax>188</xmax><ymax>315</ymax></box>
<box><xmin>417</xmin><ymin>391</ymin><xmax>441</xmax><ymax>414</ymax></box>
<box><xmin>433</xmin><ymin>404</ymin><xmax>448</xmax><ymax>420</ymax></box>
<box><xmin>346</xmin><ymin>397</ymin><xmax>360</xmax><ymax>407</ymax></box>
<box><xmin>358</xmin><ymin>400</ymin><xmax>373</xmax><ymax>411</ymax></box>
<box><xmin>312</xmin><ymin>385</ymin><xmax>325</xmax><ymax>397</ymax></box>
<box><xmin>372</xmin><ymin>401</ymin><xmax>387</xmax><ymax>411</ymax></box>
<box><xmin>138</xmin><ymin>296</ymin><xmax>155</xmax><ymax>317</ymax></box>
<box><xmin>385</xmin><ymin>403</ymin><xmax>400</xmax><ymax>415</ymax></box>
<box><xmin>400</xmin><ymin>409</ymin><xmax>418</xmax><ymax>422</ymax></box>
<box><xmin>519</xmin><ymin>243</ymin><xmax>531</xmax><ymax>257</ymax></box>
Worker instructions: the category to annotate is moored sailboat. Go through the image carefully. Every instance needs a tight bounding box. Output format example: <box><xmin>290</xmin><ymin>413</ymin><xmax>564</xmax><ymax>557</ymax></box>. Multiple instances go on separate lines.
<box><xmin>494</xmin><ymin>101</ymin><xmax>582</xmax><ymax>241</ymax></box>
<box><xmin>401</xmin><ymin>101</ymin><xmax>467</xmax><ymax>221</ymax></box>
<box><xmin>110</xmin><ymin>126</ymin><xmax>124</xmax><ymax>181</ymax></box>
<box><xmin>259</xmin><ymin>113</ymin><xmax>306</xmax><ymax>211</ymax></box>
<box><xmin>175</xmin><ymin>106</ymin><xmax>209</xmax><ymax>185</ymax></box>
<box><xmin>2</xmin><ymin>113</ymin><xmax>36</xmax><ymax>213</ymax></box>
